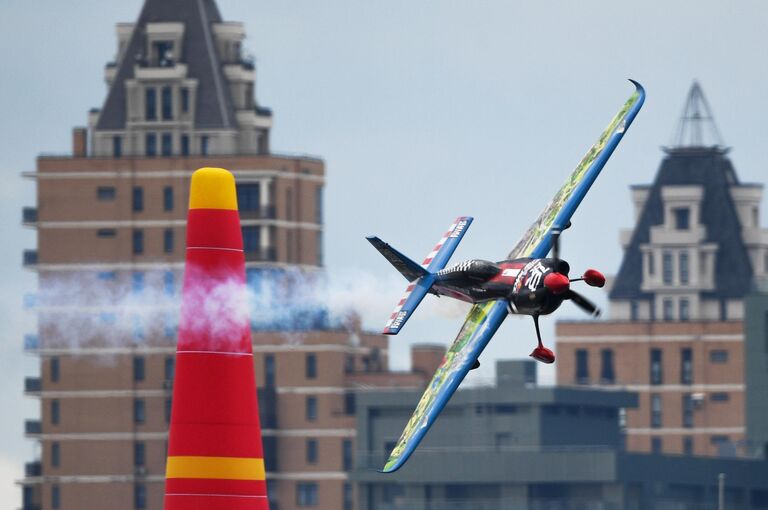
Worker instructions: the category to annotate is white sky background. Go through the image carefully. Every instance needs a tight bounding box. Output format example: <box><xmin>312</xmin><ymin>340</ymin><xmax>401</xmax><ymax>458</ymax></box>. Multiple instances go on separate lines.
<box><xmin>1</xmin><ymin>0</ymin><xmax>768</xmax><ymax>504</ymax></box>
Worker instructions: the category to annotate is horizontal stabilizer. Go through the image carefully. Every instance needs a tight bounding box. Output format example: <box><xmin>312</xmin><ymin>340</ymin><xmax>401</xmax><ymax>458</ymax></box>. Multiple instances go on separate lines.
<box><xmin>366</xmin><ymin>236</ymin><xmax>429</xmax><ymax>282</ymax></box>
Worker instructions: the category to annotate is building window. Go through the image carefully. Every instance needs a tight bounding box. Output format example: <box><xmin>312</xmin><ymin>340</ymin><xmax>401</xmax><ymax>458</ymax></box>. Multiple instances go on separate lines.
<box><xmin>164</xmin><ymin>312</ymin><xmax>175</xmax><ymax>338</ymax></box>
<box><xmin>51</xmin><ymin>441</ymin><xmax>60</xmax><ymax>467</ymax></box>
<box><xmin>317</xmin><ymin>231</ymin><xmax>323</xmax><ymax>266</ymax></box>
<box><xmin>181</xmin><ymin>87</ymin><xmax>190</xmax><ymax>112</ymax></box>
<box><xmin>181</xmin><ymin>134</ymin><xmax>190</xmax><ymax>156</ymax></box>
<box><xmin>575</xmin><ymin>349</ymin><xmax>589</xmax><ymax>384</ymax></box>
<box><xmin>133</xmin><ymin>230</ymin><xmax>144</xmax><ymax>254</ymax></box>
<box><xmin>683</xmin><ymin>436</ymin><xmax>694</xmax><ymax>456</ymax></box>
<box><xmin>342</xmin><ymin>439</ymin><xmax>353</xmax><ymax>471</ymax></box>
<box><xmin>164</xmin><ymin>271</ymin><xmax>174</xmax><ymax>296</ymax></box>
<box><xmin>132</xmin><ymin>272</ymin><xmax>144</xmax><ymax>294</ymax></box>
<box><xmin>315</xmin><ymin>186</ymin><xmax>323</xmax><ymax>224</ymax></box>
<box><xmin>133</xmin><ymin>356</ymin><xmax>145</xmax><ymax>382</ymax></box>
<box><xmin>306</xmin><ymin>353</ymin><xmax>317</xmax><ymax>379</ymax></box>
<box><xmin>52</xmin><ymin>485</ymin><xmax>60</xmax><ymax>509</ymax></box>
<box><xmin>647</xmin><ymin>252</ymin><xmax>655</xmax><ymax>275</ymax></box>
<box><xmin>651</xmin><ymin>436</ymin><xmax>662</xmax><ymax>454</ymax></box>
<box><xmin>135</xmin><ymin>484</ymin><xmax>147</xmax><ymax>509</ymax></box>
<box><xmin>264</xmin><ymin>355</ymin><xmax>275</xmax><ymax>387</ymax></box>
<box><xmin>296</xmin><ymin>483</ymin><xmax>318</xmax><ymax>507</ymax></box>
<box><xmin>711</xmin><ymin>392</ymin><xmax>730</xmax><ymax>402</ymax></box>
<box><xmin>344</xmin><ymin>392</ymin><xmax>356</xmax><ymax>415</ymax></box>
<box><xmin>679</xmin><ymin>252</ymin><xmax>689</xmax><ymax>284</ymax></box>
<box><xmin>165</xmin><ymin>356</ymin><xmax>175</xmax><ymax>382</ymax></box>
<box><xmin>97</xmin><ymin>186</ymin><xmax>116</xmax><ymax>201</ymax></box>
<box><xmin>343</xmin><ymin>482</ymin><xmax>353</xmax><ymax>510</ymax></box>
<box><xmin>132</xmin><ymin>315</ymin><xmax>144</xmax><ymax>342</ymax></box>
<box><xmin>145</xmin><ymin>133</ymin><xmax>157</xmax><ymax>157</ymax></box>
<box><xmin>162</xmin><ymin>186</ymin><xmax>173</xmax><ymax>211</ymax></box>
<box><xmin>50</xmin><ymin>357</ymin><xmax>59</xmax><ymax>382</ymax></box>
<box><xmin>680</xmin><ymin>348</ymin><xmax>693</xmax><ymax>385</ymax></box>
<box><xmin>306</xmin><ymin>439</ymin><xmax>318</xmax><ymax>464</ymax></box>
<box><xmin>599</xmin><ymin>348</ymin><xmax>615</xmax><ymax>384</ymax></box>
<box><xmin>113</xmin><ymin>136</ymin><xmax>122</xmax><ymax>158</ymax></box>
<box><xmin>662</xmin><ymin>252</ymin><xmax>673</xmax><ymax>284</ymax></box>
<box><xmin>663</xmin><ymin>298</ymin><xmax>674</xmax><ymax>321</ymax></box>
<box><xmin>710</xmin><ymin>350</ymin><xmax>729</xmax><ymax>363</ymax></box>
<box><xmin>306</xmin><ymin>396</ymin><xmax>317</xmax><ymax>421</ymax></box>
<box><xmin>134</xmin><ymin>399</ymin><xmax>145</xmax><ymax>424</ymax></box>
<box><xmin>161</xmin><ymin>86</ymin><xmax>173</xmax><ymax>120</ymax></box>
<box><xmin>164</xmin><ymin>229</ymin><xmax>174</xmax><ymax>253</ymax></box>
<box><xmin>201</xmin><ymin>135</ymin><xmax>209</xmax><ymax>156</ymax></box>
<box><xmin>650</xmin><ymin>393</ymin><xmax>662</xmax><ymax>428</ymax></box>
<box><xmin>673</xmin><ymin>207</ymin><xmax>690</xmax><ymax>230</ymax></box>
<box><xmin>165</xmin><ymin>398</ymin><xmax>172</xmax><ymax>424</ymax></box>
<box><xmin>630</xmin><ymin>301</ymin><xmax>639</xmax><ymax>321</ymax></box>
<box><xmin>97</xmin><ymin>228</ymin><xmax>116</xmax><ymax>238</ymax></box>
<box><xmin>286</xmin><ymin>188</ymin><xmax>293</xmax><ymax>220</ymax></box>
<box><xmin>145</xmin><ymin>88</ymin><xmax>156</xmax><ymax>120</ymax></box>
<box><xmin>161</xmin><ymin>132</ymin><xmax>172</xmax><ymax>156</ymax></box>
<box><xmin>134</xmin><ymin>442</ymin><xmax>145</xmax><ymax>467</ymax></box>
<box><xmin>242</xmin><ymin>226</ymin><xmax>261</xmax><ymax>253</ymax></box>
<box><xmin>237</xmin><ymin>183</ymin><xmax>261</xmax><ymax>211</ymax></box>
<box><xmin>132</xmin><ymin>186</ymin><xmax>144</xmax><ymax>212</ymax></box>
<box><xmin>650</xmin><ymin>348</ymin><xmax>663</xmax><ymax>385</ymax></box>
<box><xmin>51</xmin><ymin>399</ymin><xmax>60</xmax><ymax>425</ymax></box>
<box><xmin>679</xmin><ymin>298</ymin><xmax>690</xmax><ymax>321</ymax></box>
<box><xmin>682</xmin><ymin>393</ymin><xmax>694</xmax><ymax>428</ymax></box>
<box><xmin>98</xmin><ymin>271</ymin><xmax>116</xmax><ymax>281</ymax></box>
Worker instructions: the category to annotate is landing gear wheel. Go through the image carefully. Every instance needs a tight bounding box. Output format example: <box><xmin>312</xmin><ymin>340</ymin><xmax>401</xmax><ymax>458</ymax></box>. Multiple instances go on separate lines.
<box><xmin>529</xmin><ymin>315</ymin><xmax>556</xmax><ymax>364</ymax></box>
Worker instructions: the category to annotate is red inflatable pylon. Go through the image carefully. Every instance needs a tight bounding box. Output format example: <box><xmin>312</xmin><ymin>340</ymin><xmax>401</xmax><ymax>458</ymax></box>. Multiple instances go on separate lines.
<box><xmin>165</xmin><ymin>168</ymin><xmax>269</xmax><ymax>510</ymax></box>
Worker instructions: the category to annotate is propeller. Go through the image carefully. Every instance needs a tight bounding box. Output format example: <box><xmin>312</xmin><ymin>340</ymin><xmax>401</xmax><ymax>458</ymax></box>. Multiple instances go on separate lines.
<box><xmin>565</xmin><ymin>289</ymin><xmax>601</xmax><ymax>317</ymax></box>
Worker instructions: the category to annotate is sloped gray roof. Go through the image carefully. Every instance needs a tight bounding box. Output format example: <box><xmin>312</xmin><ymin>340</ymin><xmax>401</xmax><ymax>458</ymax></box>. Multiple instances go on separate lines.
<box><xmin>610</xmin><ymin>148</ymin><xmax>754</xmax><ymax>300</ymax></box>
<box><xmin>96</xmin><ymin>0</ymin><xmax>236</xmax><ymax>130</ymax></box>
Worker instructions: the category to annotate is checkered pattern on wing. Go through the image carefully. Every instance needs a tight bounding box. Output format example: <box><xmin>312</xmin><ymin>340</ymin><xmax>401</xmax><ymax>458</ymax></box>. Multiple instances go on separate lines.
<box><xmin>421</xmin><ymin>220</ymin><xmax>459</xmax><ymax>267</ymax></box>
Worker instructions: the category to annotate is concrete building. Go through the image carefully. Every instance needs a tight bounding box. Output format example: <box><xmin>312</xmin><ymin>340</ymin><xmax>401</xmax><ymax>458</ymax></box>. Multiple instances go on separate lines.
<box><xmin>555</xmin><ymin>83</ymin><xmax>768</xmax><ymax>457</ymax></box>
<box><xmin>19</xmin><ymin>1</ymin><xmax>435</xmax><ymax>509</ymax></box>
<box><xmin>353</xmin><ymin>360</ymin><xmax>768</xmax><ymax>510</ymax></box>
<box><xmin>745</xmin><ymin>278</ymin><xmax>768</xmax><ymax>459</ymax></box>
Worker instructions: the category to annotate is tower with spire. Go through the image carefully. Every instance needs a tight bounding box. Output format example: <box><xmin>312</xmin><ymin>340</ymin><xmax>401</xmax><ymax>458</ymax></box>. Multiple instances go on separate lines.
<box><xmin>92</xmin><ymin>0</ymin><xmax>272</xmax><ymax>158</ymax></box>
<box><xmin>555</xmin><ymin>82</ymin><xmax>768</xmax><ymax>458</ymax></box>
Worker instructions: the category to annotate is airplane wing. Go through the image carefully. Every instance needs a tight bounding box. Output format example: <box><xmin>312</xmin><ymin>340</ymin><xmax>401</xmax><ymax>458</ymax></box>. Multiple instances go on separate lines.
<box><xmin>381</xmin><ymin>80</ymin><xmax>645</xmax><ymax>473</ymax></box>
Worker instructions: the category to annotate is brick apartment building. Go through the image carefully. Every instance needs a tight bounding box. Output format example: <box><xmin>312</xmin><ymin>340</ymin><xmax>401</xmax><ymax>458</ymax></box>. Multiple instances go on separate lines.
<box><xmin>556</xmin><ymin>83</ymin><xmax>768</xmax><ymax>458</ymax></box>
<box><xmin>20</xmin><ymin>1</ymin><xmax>436</xmax><ymax>509</ymax></box>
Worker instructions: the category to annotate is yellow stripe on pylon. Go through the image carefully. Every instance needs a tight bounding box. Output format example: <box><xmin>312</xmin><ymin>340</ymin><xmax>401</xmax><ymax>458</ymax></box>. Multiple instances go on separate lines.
<box><xmin>188</xmin><ymin>167</ymin><xmax>239</xmax><ymax>211</ymax></box>
<box><xmin>166</xmin><ymin>456</ymin><xmax>265</xmax><ymax>480</ymax></box>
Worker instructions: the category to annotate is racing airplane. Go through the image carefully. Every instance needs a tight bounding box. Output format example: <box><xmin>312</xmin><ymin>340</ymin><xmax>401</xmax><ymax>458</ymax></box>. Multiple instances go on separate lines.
<box><xmin>366</xmin><ymin>80</ymin><xmax>645</xmax><ymax>473</ymax></box>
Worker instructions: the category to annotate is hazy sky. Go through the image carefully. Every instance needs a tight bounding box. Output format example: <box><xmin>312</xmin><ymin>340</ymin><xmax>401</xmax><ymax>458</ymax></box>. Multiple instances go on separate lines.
<box><xmin>1</xmin><ymin>0</ymin><xmax>767</xmax><ymax>502</ymax></box>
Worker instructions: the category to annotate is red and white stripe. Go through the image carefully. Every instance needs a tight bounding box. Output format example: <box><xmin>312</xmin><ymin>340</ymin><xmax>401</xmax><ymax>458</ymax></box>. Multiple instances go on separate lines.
<box><xmin>421</xmin><ymin>220</ymin><xmax>459</xmax><ymax>267</ymax></box>
<box><xmin>384</xmin><ymin>282</ymin><xmax>416</xmax><ymax>332</ymax></box>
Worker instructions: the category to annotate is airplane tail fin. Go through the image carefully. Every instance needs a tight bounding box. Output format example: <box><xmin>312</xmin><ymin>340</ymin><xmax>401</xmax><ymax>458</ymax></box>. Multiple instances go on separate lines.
<box><xmin>367</xmin><ymin>216</ymin><xmax>473</xmax><ymax>335</ymax></box>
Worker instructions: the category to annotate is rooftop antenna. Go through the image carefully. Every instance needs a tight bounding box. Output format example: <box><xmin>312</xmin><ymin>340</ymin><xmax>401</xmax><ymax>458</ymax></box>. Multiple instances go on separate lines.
<box><xmin>666</xmin><ymin>81</ymin><xmax>727</xmax><ymax>152</ymax></box>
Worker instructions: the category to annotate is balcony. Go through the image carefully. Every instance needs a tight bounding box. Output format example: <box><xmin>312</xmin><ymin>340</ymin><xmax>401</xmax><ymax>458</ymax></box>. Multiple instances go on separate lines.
<box><xmin>244</xmin><ymin>247</ymin><xmax>276</xmax><ymax>263</ymax></box>
<box><xmin>23</xmin><ymin>335</ymin><xmax>39</xmax><ymax>351</ymax></box>
<box><xmin>22</xmin><ymin>250</ymin><xmax>38</xmax><ymax>267</ymax></box>
<box><xmin>24</xmin><ymin>420</ymin><xmax>42</xmax><ymax>436</ymax></box>
<box><xmin>24</xmin><ymin>461</ymin><xmax>42</xmax><ymax>477</ymax></box>
<box><xmin>24</xmin><ymin>377</ymin><xmax>42</xmax><ymax>394</ymax></box>
<box><xmin>22</xmin><ymin>207</ymin><xmax>37</xmax><ymax>224</ymax></box>
<box><xmin>239</xmin><ymin>206</ymin><xmax>276</xmax><ymax>220</ymax></box>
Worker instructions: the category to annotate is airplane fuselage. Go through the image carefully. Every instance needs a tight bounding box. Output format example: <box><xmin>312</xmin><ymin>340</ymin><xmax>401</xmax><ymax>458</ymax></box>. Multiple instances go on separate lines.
<box><xmin>432</xmin><ymin>257</ymin><xmax>569</xmax><ymax>316</ymax></box>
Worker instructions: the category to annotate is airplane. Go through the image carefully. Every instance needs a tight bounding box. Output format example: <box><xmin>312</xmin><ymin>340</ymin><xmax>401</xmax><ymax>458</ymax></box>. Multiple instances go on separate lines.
<box><xmin>366</xmin><ymin>80</ymin><xmax>645</xmax><ymax>473</ymax></box>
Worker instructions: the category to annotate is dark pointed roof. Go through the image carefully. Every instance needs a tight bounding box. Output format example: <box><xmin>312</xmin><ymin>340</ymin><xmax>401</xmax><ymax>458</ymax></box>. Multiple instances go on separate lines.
<box><xmin>96</xmin><ymin>0</ymin><xmax>236</xmax><ymax>130</ymax></box>
<box><xmin>610</xmin><ymin>148</ymin><xmax>754</xmax><ymax>301</ymax></box>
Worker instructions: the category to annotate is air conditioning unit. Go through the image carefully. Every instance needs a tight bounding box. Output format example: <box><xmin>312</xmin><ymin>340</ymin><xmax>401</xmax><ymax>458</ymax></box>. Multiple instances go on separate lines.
<box><xmin>134</xmin><ymin>466</ymin><xmax>147</xmax><ymax>477</ymax></box>
<box><xmin>691</xmin><ymin>393</ymin><xmax>706</xmax><ymax>408</ymax></box>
